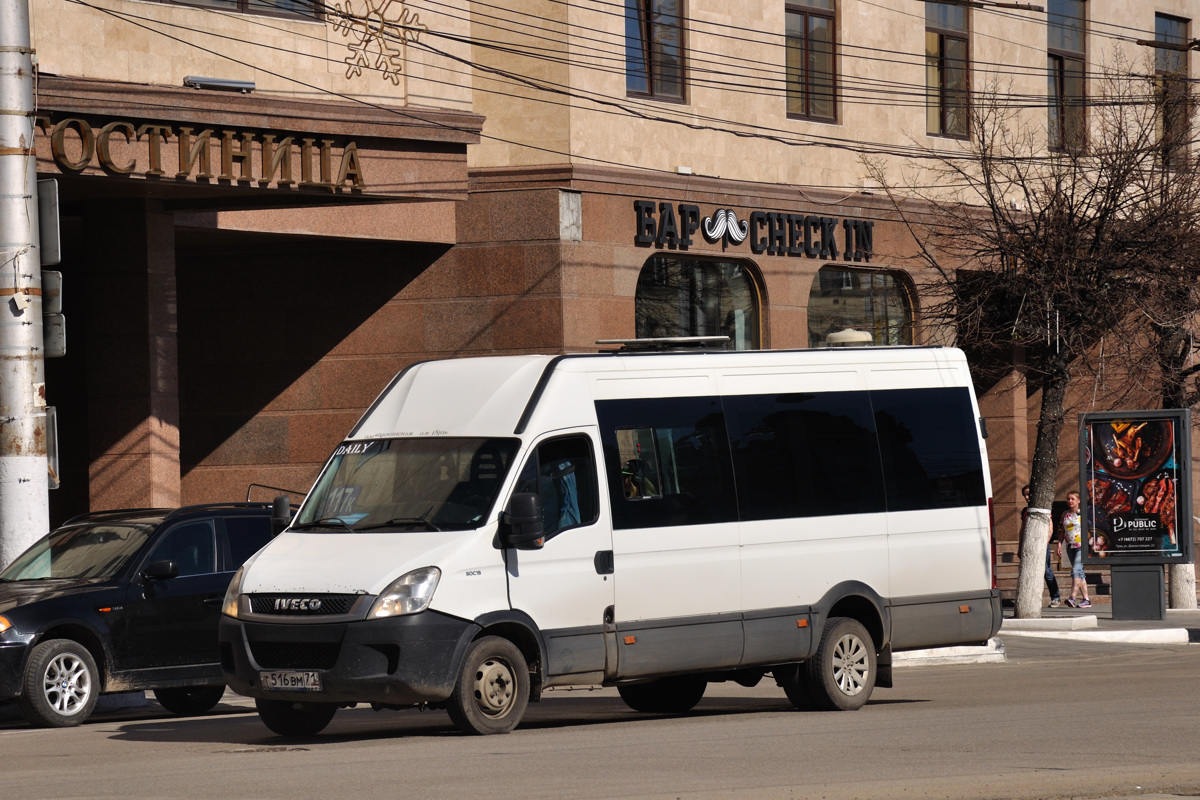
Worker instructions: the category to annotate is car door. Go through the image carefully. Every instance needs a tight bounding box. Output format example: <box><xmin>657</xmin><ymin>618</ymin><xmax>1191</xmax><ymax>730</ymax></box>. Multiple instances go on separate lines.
<box><xmin>112</xmin><ymin>518</ymin><xmax>225</xmax><ymax>671</ymax></box>
<box><xmin>503</xmin><ymin>432</ymin><xmax>615</xmax><ymax>680</ymax></box>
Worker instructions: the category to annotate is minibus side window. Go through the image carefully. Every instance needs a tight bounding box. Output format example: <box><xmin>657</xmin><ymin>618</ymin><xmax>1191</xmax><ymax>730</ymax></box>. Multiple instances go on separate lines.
<box><xmin>513</xmin><ymin>436</ymin><xmax>599</xmax><ymax>540</ymax></box>
<box><xmin>724</xmin><ymin>391</ymin><xmax>885</xmax><ymax>520</ymax></box>
<box><xmin>871</xmin><ymin>387</ymin><xmax>986</xmax><ymax>511</ymax></box>
<box><xmin>596</xmin><ymin>397</ymin><xmax>737</xmax><ymax>530</ymax></box>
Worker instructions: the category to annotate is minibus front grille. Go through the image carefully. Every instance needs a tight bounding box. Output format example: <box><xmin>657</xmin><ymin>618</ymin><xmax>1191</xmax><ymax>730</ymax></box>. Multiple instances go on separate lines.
<box><xmin>249</xmin><ymin>594</ymin><xmax>359</xmax><ymax>615</ymax></box>
<box><xmin>249</xmin><ymin>641</ymin><xmax>341</xmax><ymax>670</ymax></box>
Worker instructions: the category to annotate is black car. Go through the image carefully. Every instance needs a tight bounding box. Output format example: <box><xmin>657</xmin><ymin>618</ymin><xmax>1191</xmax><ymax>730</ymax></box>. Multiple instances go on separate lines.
<box><xmin>0</xmin><ymin>502</ymin><xmax>287</xmax><ymax>727</ymax></box>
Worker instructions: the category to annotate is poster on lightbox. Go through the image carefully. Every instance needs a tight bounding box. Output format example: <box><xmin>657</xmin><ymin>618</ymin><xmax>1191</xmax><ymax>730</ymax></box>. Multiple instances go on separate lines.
<box><xmin>1082</xmin><ymin>411</ymin><xmax>1191</xmax><ymax>564</ymax></box>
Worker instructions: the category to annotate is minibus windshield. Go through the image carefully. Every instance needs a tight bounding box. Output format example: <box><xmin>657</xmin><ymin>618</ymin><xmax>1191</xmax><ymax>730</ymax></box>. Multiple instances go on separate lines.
<box><xmin>294</xmin><ymin>437</ymin><xmax>521</xmax><ymax>532</ymax></box>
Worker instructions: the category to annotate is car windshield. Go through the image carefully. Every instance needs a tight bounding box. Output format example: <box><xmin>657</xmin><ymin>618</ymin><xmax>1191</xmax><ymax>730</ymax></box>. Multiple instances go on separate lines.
<box><xmin>0</xmin><ymin>523</ymin><xmax>157</xmax><ymax>581</ymax></box>
<box><xmin>294</xmin><ymin>437</ymin><xmax>521</xmax><ymax>532</ymax></box>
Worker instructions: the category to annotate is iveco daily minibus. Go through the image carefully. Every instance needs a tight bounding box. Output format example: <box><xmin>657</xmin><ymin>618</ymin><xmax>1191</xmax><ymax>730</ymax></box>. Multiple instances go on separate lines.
<box><xmin>219</xmin><ymin>343</ymin><xmax>1000</xmax><ymax>736</ymax></box>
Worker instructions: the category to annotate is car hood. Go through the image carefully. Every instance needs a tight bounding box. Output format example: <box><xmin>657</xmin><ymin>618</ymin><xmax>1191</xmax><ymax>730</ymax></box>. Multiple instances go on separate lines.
<box><xmin>0</xmin><ymin>579</ymin><xmax>108</xmax><ymax>614</ymax></box>
<box><xmin>242</xmin><ymin>529</ymin><xmax>487</xmax><ymax>596</ymax></box>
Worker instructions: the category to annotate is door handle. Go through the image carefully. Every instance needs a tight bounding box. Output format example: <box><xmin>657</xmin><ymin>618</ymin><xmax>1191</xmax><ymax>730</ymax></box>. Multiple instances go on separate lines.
<box><xmin>594</xmin><ymin>550</ymin><xmax>614</xmax><ymax>575</ymax></box>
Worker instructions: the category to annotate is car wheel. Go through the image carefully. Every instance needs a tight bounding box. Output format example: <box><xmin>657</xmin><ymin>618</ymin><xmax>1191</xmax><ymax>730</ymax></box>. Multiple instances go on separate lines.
<box><xmin>446</xmin><ymin>636</ymin><xmax>530</xmax><ymax>735</ymax></box>
<box><xmin>617</xmin><ymin>675</ymin><xmax>707</xmax><ymax>713</ymax></box>
<box><xmin>153</xmin><ymin>686</ymin><xmax>227</xmax><ymax>716</ymax></box>
<box><xmin>19</xmin><ymin>639</ymin><xmax>100</xmax><ymax>728</ymax></box>
<box><xmin>255</xmin><ymin>698</ymin><xmax>337</xmax><ymax>737</ymax></box>
<box><xmin>806</xmin><ymin>617</ymin><xmax>876</xmax><ymax>711</ymax></box>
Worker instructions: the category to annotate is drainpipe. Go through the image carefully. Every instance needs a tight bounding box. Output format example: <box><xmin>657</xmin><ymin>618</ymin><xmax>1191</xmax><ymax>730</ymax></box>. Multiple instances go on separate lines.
<box><xmin>0</xmin><ymin>0</ymin><xmax>49</xmax><ymax>569</ymax></box>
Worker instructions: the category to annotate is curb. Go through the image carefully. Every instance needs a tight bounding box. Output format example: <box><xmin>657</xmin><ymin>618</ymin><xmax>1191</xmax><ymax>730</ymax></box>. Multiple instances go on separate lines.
<box><xmin>998</xmin><ymin>628</ymin><xmax>1191</xmax><ymax>644</ymax></box>
<box><xmin>1002</xmin><ymin>614</ymin><xmax>1098</xmax><ymax>631</ymax></box>
<box><xmin>893</xmin><ymin>637</ymin><xmax>1006</xmax><ymax>667</ymax></box>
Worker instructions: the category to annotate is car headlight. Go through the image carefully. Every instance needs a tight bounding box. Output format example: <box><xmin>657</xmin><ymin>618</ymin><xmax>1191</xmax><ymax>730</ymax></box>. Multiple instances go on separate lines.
<box><xmin>221</xmin><ymin>566</ymin><xmax>246</xmax><ymax>619</ymax></box>
<box><xmin>0</xmin><ymin>615</ymin><xmax>11</xmax><ymax>635</ymax></box>
<box><xmin>368</xmin><ymin>567</ymin><xmax>440</xmax><ymax>618</ymax></box>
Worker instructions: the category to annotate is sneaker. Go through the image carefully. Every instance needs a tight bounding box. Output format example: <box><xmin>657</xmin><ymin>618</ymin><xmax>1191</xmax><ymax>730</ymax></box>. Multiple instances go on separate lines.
<box><xmin>1050</xmin><ymin>598</ymin><xmax>1061</xmax><ymax>608</ymax></box>
<box><xmin>1079</xmin><ymin>599</ymin><xmax>1092</xmax><ymax>608</ymax></box>
<box><xmin>1065</xmin><ymin>597</ymin><xmax>1078</xmax><ymax>608</ymax></box>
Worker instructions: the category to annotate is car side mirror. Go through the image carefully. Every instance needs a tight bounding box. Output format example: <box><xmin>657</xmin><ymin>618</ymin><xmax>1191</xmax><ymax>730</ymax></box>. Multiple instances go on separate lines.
<box><xmin>271</xmin><ymin>495</ymin><xmax>291</xmax><ymax>536</ymax></box>
<box><xmin>502</xmin><ymin>492</ymin><xmax>545</xmax><ymax>550</ymax></box>
<box><xmin>143</xmin><ymin>560</ymin><xmax>179</xmax><ymax>581</ymax></box>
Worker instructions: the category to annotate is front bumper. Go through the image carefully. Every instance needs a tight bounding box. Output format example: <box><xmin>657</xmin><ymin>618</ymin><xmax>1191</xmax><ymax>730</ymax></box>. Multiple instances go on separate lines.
<box><xmin>219</xmin><ymin>610</ymin><xmax>478</xmax><ymax>706</ymax></box>
<box><xmin>0</xmin><ymin>636</ymin><xmax>33</xmax><ymax>699</ymax></box>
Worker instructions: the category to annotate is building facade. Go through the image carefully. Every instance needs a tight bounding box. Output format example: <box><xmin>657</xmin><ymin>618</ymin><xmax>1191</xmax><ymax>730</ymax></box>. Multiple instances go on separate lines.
<box><xmin>30</xmin><ymin>0</ymin><xmax>1200</xmax><ymax>592</ymax></box>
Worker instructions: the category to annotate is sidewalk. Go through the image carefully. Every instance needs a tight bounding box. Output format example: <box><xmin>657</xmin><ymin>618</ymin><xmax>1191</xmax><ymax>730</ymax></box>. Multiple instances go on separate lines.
<box><xmin>1000</xmin><ymin>606</ymin><xmax>1200</xmax><ymax>644</ymax></box>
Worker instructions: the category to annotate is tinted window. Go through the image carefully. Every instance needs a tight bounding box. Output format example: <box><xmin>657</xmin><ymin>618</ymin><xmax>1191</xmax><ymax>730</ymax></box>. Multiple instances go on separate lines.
<box><xmin>224</xmin><ymin>516</ymin><xmax>273</xmax><ymax>570</ymax></box>
<box><xmin>513</xmin><ymin>436</ymin><xmax>599</xmax><ymax>540</ymax></box>
<box><xmin>725</xmin><ymin>391</ymin><xmax>885</xmax><ymax>519</ymax></box>
<box><xmin>0</xmin><ymin>523</ymin><xmax>156</xmax><ymax>581</ymax></box>
<box><xmin>146</xmin><ymin>520</ymin><xmax>217</xmax><ymax>577</ymax></box>
<box><xmin>597</xmin><ymin>396</ymin><xmax>736</xmax><ymax>529</ymax></box>
<box><xmin>872</xmin><ymin>387</ymin><xmax>986</xmax><ymax>511</ymax></box>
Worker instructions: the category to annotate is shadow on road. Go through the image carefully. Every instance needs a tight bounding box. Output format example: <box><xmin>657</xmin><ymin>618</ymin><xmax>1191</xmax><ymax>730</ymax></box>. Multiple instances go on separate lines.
<box><xmin>105</xmin><ymin>693</ymin><xmax>927</xmax><ymax>745</ymax></box>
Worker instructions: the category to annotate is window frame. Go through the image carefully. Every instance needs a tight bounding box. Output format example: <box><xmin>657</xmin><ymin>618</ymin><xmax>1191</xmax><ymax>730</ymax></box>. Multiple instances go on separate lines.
<box><xmin>151</xmin><ymin>0</ymin><xmax>320</xmax><ymax>20</ymax></box>
<box><xmin>1046</xmin><ymin>0</ymin><xmax>1087</xmax><ymax>151</ymax></box>
<box><xmin>807</xmin><ymin>265</ymin><xmax>915</xmax><ymax>347</ymax></box>
<box><xmin>1155</xmin><ymin>13</ymin><xmax>1191</xmax><ymax>172</ymax></box>
<box><xmin>625</xmin><ymin>0</ymin><xmax>687</xmax><ymax>102</ymax></box>
<box><xmin>925</xmin><ymin>3</ymin><xmax>970</xmax><ymax>139</ymax></box>
<box><xmin>634</xmin><ymin>255</ymin><xmax>764</xmax><ymax>350</ymax></box>
<box><xmin>512</xmin><ymin>434</ymin><xmax>600</xmax><ymax>542</ymax></box>
<box><xmin>785</xmin><ymin>1</ymin><xmax>838</xmax><ymax>123</ymax></box>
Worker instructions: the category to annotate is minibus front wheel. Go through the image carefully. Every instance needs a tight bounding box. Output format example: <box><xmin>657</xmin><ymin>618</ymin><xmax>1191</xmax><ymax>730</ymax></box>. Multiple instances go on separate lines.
<box><xmin>446</xmin><ymin>636</ymin><xmax>530</xmax><ymax>735</ymax></box>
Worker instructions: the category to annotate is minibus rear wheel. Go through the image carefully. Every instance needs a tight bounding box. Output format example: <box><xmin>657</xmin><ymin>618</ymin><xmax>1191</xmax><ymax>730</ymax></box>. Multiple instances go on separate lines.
<box><xmin>807</xmin><ymin>617</ymin><xmax>876</xmax><ymax>711</ymax></box>
<box><xmin>446</xmin><ymin>636</ymin><xmax>530</xmax><ymax>735</ymax></box>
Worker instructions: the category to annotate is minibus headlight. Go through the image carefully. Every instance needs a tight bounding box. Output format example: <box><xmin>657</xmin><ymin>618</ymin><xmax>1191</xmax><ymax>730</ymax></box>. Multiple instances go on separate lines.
<box><xmin>369</xmin><ymin>567</ymin><xmax>441</xmax><ymax>618</ymax></box>
<box><xmin>221</xmin><ymin>567</ymin><xmax>245</xmax><ymax>619</ymax></box>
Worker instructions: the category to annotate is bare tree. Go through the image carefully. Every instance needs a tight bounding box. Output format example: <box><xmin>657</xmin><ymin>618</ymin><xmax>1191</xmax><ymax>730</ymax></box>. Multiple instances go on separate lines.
<box><xmin>866</xmin><ymin>62</ymin><xmax>1200</xmax><ymax>617</ymax></box>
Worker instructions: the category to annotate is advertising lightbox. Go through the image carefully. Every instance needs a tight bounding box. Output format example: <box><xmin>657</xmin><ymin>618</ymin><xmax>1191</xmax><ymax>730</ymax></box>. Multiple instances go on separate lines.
<box><xmin>1080</xmin><ymin>409</ymin><xmax>1193</xmax><ymax>566</ymax></box>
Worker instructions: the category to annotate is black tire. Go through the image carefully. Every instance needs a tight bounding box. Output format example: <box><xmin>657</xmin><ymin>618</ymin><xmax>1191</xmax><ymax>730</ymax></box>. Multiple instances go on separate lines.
<box><xmin>18</xmin><ymin>639</ymin><xmax>100</xmax><ymax>728</ymax></box>
<box><xmin>446</xmin><ymin>636</ymin><xmax>530</xmax><ymax>735</ymax></box>
<box><xmin>153</xmin><ymin>685</ymin><xmax>227</xmax><ymax>716</ymax></box>
<box><xmin>775</xmin><ymin>664</ymin><xmax>816</xmax><ymax>711</ymax></box>
<box><xmin>617</xmin><ymin>675</ymin><xmax>707</xmax><ymax>713</ymax></box>
<box><xmin>805</xmin><ymin>617</ymin><xmax>876</xmax><ymax>711</ymax></box>
<box><xmin>255</xmin><ymin>698</ymin><xmax>338</xmax><ymax>737</ymax></box>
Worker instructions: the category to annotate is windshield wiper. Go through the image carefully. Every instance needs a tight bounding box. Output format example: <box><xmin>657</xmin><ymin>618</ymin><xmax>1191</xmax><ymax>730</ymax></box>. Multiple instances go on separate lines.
<box><xmin>355</xmin><ymin>516</ymin><xmax>443</xmax><ymax>532</ymax></box>
<box><xmin>290</xmin><ymin>517</ymin><xmax>356</xmax><ymax>532</ymax></box>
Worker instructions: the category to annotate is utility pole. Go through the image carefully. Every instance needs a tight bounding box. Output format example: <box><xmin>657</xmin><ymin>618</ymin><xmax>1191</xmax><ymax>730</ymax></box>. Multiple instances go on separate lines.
<box><xmin>0</xmin><ymin>0</ymin><xmax>49</xmax><ymax>569</ymax></box>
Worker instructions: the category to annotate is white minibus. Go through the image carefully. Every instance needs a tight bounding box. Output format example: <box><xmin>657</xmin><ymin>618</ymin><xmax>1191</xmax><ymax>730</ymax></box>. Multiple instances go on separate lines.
<box><xmin>219</xmin><ymin>344</ymin><xmax>1000</xmax><ymax>736</ymax></box>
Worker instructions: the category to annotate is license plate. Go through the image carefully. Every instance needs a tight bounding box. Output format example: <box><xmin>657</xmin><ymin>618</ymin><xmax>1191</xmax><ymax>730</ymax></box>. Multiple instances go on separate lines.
<box><xmin>260</xmin><ymin>670</ymin><xmax>322</xmax><ymax>691</ymax></box>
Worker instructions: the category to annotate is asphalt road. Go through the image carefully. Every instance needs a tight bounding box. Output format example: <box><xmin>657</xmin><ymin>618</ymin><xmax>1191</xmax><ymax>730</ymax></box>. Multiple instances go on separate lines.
<box><xmin>2</xmin><ymin>636</ymin><xmax>1198</xmax><ymax>800</ymax></box>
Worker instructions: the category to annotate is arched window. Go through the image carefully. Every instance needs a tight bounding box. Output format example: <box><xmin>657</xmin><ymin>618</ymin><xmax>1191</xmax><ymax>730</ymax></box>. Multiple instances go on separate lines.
<box><xmin>635</xmin><ymin>256</ymin><xmax>761</xmax><ymax>349</ymax></box>
<box><xmin>807</xmin><ymin>266</ymin><xmax>913</xmax><ymax>347</ymax></box>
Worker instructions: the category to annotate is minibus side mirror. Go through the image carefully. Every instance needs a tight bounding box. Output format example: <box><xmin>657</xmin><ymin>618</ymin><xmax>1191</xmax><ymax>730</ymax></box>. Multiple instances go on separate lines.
<box><xmin>503</xmin><ymin>492</ymin><xmax>545</xmax><ymax>550</ymax></box>
<box><xmin>271</xmin><ymin>495</ymin><xmax>291</xmax><ymax>536</ymax></box>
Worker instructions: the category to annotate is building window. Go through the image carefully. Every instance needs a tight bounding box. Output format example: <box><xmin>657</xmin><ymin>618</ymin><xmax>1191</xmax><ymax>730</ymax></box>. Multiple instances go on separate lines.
<box><xmin>635</xmin><ymin>257</ymin><xmax>761</xmax><ymax>349</ymax></box>
<box><xmin>1155</xmin><ymin>13</ymin><xmax>1190</xmax><ymax>171</ymax></box>
<box><xmin>156</xmin><ymin>0</ymin><xmax>318</xmax><ymax>18</ymax></box>
<box><xmin>625</xmin><ymin>0</ymin><xmax>685</xmax><ymax>100</ymax></box>
<box><xmin>1047</xmin><ymin>0</ymin><xmax>1086</xmax><ymax>150</ymax></box>
<box><xmin>925</xmin><ymin>2</ymin><xmax>969</xmax><ymax>138</ymax></box>
<box><xmin>807</xmin><ymin>267</ymin><xmax>913</xmax><ymax>347</ymax></box>
<box><xmin>786</xmin><ymin>1</ymin><xmax>837</xmax><ymax>121</ymax></box>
